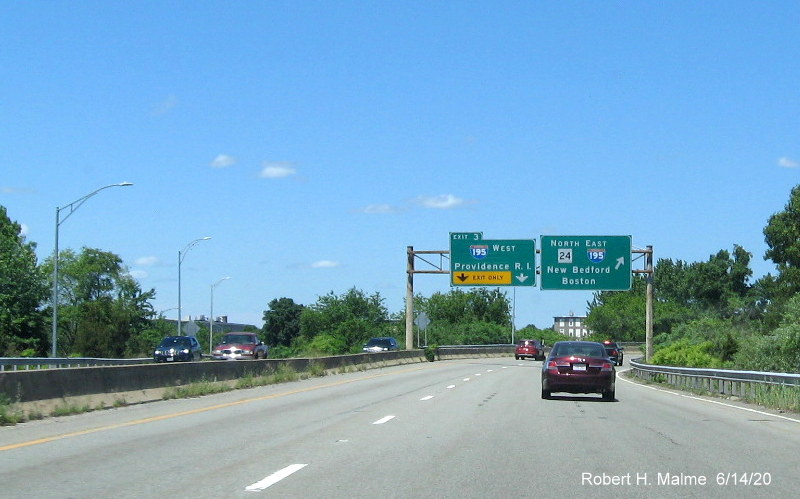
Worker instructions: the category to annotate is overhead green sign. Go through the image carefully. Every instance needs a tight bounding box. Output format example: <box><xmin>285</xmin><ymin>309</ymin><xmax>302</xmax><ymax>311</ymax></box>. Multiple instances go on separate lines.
<box><xmin>540</xmin><ymin>235</ymin><xmax>632</xmax><ymax>290</ymax></box>
<box><xmin>449</xmin><ymin>232</ymin><xmax>535</xmax><ymax>287</ymax></box>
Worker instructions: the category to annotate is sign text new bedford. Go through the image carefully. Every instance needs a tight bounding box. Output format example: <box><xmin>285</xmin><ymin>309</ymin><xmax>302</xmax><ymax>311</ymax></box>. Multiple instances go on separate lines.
<box><xmin>540</xmin><ymin>235</ymin><xmax>632</xmax><ymax>290</ymax></box>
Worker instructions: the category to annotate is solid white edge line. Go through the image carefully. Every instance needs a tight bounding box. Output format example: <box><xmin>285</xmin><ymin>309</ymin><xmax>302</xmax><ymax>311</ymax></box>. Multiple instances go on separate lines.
<box><xmin>373</xmin><ymin>415</ymin><xmax>395</xmax><ymax>425</ymax></box>
<box><xmin>618</xmin><ymin>369</ymin><xmax>800</xmax><ymax>424</ymax></box>
<box><xmin>246</xmin><ymin>463</ymin><xmax>308</xmax><ymax>492</ymax></box>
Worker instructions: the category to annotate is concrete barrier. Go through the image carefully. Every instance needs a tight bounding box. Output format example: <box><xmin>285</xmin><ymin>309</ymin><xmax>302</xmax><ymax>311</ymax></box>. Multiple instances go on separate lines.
<box><xmin>0</xmin><ymin>347</ymin><xmax>515</xmax><ymax>420</ymax></box>
<box><xmin>0</xmin><ymin>350</ymin><xmax>431</xmax><ymax>404</ymax></box>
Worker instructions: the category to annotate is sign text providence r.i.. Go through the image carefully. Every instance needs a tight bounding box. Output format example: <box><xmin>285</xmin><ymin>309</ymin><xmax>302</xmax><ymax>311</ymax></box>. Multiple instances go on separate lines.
<box><xmin>449</xmin><ymin>232</ymin><xmax>535</xmax><ymax>286</ymax></box>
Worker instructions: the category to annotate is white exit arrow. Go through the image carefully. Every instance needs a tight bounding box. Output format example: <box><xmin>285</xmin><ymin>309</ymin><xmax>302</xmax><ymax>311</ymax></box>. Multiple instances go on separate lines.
<box><xmin>516</xmin><ymin>273</ymin><xmax>529</xmax><ymax>283</ymax></box>
<box><xmin>615</xmin><ymin>257</ymin><xmax>625</xmax><ymax>270</ymax></box>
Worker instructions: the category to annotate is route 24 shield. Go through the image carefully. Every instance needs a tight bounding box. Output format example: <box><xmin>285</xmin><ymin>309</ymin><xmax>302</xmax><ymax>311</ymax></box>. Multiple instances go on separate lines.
<box><xmin>587</xmin><ymin>248</ymin><xmax>606</xmax><ymax>263</ymax></box>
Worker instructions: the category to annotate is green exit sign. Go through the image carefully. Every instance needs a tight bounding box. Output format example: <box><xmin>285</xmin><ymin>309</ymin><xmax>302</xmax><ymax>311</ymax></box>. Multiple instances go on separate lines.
<box><xmin>540</xmin><ymin>235</ymin><xmax>632</xmax><ymax>290</ymax></box>
<box><xmin>449</xmin><ymin>233</ymin><xmax>536</xmax><ymax>287</ymax></box>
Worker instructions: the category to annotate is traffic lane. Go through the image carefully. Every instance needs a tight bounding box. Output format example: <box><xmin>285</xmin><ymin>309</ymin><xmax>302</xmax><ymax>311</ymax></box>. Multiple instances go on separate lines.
<box><xmin>561</xmin><ymin>370</ymin><xmax>800</xmax><ymax>498</ymax></box>
<box><xmin>257</xmin><ymin>359</ymin><xmax>799</xmax><ymax>498</ymax></box>
<box><xmin>234</xmin><ymin>359</ymin><xmax>543</xmax><ymax>498</ymax></box>
<box><xmin>2</xmin><ymin>357</ymin><xmax>798</xmax><ymax>498</ymax></box>
<box><xmin>0</xmin><ymin>360</ymin><xmax>516</xmax><ymax>498</ymax></box>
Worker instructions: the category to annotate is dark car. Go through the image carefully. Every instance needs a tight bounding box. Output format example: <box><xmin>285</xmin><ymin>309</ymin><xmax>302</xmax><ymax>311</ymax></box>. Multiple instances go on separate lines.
<box><xmin>541</xmin><ymin>341</ymin><xmax>616</xmax><ymax>401</ymax></box>
<box><xmin>602</xmin><ymin>340</ymin><xmax>624</xmax><ymax>366</ymax></box>
<box><xmin>212</xmin><ymin>332</ymin><xmax>269</xmax><ymax>360</ymax></box>
<box><xmin>154</xmin><ymin>336</ymin><xmax>203</xmax><ymax>362</ymax></box>
<box><xmin>362</xmin><ymin>337</ymin><xmax>399</xmax><ymax>353</ymax></box>
<box><xmin>515</xmin><ymin>339</ymin><xmax>545</xmax><ymax>361</ymax></box>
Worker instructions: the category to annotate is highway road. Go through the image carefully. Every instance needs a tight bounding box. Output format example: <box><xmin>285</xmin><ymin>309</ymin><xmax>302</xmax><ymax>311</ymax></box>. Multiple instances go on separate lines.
<box><xmin>1</xmin><ymin>356</ymin><xmax>798</xmax><ymax>498</ymax></box>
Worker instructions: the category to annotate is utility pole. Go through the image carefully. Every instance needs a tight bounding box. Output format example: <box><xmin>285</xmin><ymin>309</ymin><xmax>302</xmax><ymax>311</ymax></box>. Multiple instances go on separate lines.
<box><xmin>633</xmin><ymin>246</ymin><xmax>654</xmax><ymax>361</ymax></box>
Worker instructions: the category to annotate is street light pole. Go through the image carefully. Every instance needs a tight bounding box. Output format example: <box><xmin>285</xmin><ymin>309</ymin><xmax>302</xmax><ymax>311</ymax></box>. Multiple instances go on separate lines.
<box><xmin>209</xmin><ymin>276</ymin><xmax>231</xmax><ymax>354</ymax></box>
<box><xmin>177</xmin><ymin>237</ymin><xmax>211</xmax><ymax>335</ymax></box>
<box><xmin>51</xmin><ymin>182</ymin><xmax>133</xmax><ymax>357</ymax></box>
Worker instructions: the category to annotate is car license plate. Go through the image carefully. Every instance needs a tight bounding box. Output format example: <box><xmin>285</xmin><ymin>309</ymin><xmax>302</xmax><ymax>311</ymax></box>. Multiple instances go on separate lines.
<box><xmin>572</xmin><ymin>363</ymin><xmax>586</xmax><ymax>371</ymax></box>
<box><xmin>166</xmin><ymin>357</ymin><xmax>174</xmax><ymax>362</ymax></box>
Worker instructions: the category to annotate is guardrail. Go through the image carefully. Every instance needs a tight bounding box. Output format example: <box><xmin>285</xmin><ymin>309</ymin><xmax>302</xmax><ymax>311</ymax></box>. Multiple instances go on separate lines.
<box><xmin>1</xmin><ymin>345</ymin><xmax>517</xmax><ymax>371</ymax></box>
<box><xmin>629</xmin><ymin>358</ymin><xmax>800</xmax><ymax>398</ymax></box>
<box><xmin>0</xmin><ymin>357</ymin><xmax>151</xmax><ymax>371</ymax></box>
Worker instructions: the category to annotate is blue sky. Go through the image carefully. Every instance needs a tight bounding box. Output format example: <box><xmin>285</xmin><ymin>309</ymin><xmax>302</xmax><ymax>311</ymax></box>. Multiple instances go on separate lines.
<box><xmin>2</xmin><ymin>1</ymin><xmax>799</xmax><ymax>332</ymax></box>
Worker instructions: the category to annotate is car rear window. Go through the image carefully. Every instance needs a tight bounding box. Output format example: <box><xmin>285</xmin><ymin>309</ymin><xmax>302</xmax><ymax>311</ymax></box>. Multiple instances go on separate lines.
<box><xmin>160</xmin><ymin>337</ymin><xmax>190</xmax><ymax>347</ymax></box>
<box><xmin>366</xmin><ymin>339</ymin><xmax>393</xmax><ymax>348</ymax></box>
<box><xmin>553</xmin><ymin>344</ymin><xmax>605</xmax><ymax>357</ymax></box>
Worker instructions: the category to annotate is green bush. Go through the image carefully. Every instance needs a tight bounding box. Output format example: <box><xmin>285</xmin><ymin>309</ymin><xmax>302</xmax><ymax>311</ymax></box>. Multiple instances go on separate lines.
<box><xmin>424</xmin><ymin>344</ymin><xmax>438</xmax><ymax>362</ymax></box>
<box><xmin>651</xmin><ymin>339</ymin><xmax>725</xmax><ymax>368</ymax></box>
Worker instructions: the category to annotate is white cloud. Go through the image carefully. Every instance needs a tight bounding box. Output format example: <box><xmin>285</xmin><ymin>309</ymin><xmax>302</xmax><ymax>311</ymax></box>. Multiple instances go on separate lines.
<box><xmin>135</xmin><ymin>256</ymin><xmax>160</xmax><ymax>266</ymax></box>
<box><xmin>260</xmin><ymin>162</ymin><xmax>297</xmax><ymax>178</ymax></box>
<box><xmin>152</xmin><ymin>94</ymin><xmax>178</xmax><ymax>115</ymax></box>
<box><xmin>1</xmin><ymin>186</ymin><xmax>35</xmax><ymax>194</ymax></box>
<box><xmin>414</xmin><ymin>194</ymin><xmax>469</xmax><ymax>209</ymax></box>
<box><xmin>311</xmin><ymin>260</ymin><xmax>341</xmax><ymax>268</ymax></box>
<box><xmin>358</xmin><ymin>204</ymin><xmax>399</xmax><ymax>214</ymax></box>
<box><xmin>129</xmin><ymin>270</ymin><xmax>148</xmax><ymax>279</ymax></box>
<box><xmin>778</xmin><ymin>157</ymin><xmax>799</xmax><ymax>168</ymax></box>
<box><xmin>210</xmin><ymin>154</ymin><xmax>237</xmax><ymax>168</ymax></box>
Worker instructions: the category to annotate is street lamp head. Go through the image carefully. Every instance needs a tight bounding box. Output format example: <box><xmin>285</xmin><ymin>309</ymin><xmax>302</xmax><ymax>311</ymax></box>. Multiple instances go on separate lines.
<box><xmin>117</xmin><ymin>182</ymin><xmax>134</xmax><ymax>187</ymax></box>
<box><xmin>202</xmin><ymin>236</ymin><xmax>212</xmax><ymax>240</ymax></box>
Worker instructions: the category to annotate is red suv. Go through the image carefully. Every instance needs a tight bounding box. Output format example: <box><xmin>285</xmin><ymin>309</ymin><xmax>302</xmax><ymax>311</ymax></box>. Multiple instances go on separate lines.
<box><xmin>515</xmin><ymin>339</ymin><xmax>545</xmax><ymax>361</ymax></box>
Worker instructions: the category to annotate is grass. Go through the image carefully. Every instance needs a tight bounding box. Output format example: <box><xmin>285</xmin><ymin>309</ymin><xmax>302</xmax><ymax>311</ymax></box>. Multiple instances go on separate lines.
<box><xmin>51</xmin><ymin>402</ymin><xmax>92</xmax><ymax>417</ymax></box>
<box><xmin>162</xmin><ymin>363</ymin><xmax>329</xmax><ymax>401</ymax></box>
<box><xmin>0</xmin><ymin>395</ymin><xmax>24</xmax><ymax>426</ymax></box>
<box><xmin>627</xmin><ymin>371</ymin><xmax>800</xmax><ymax>414</ymax></box>
<box><xmin>747</xmin><ymin>384</ymin><xmax>800</xmax><ymax>413</ymax></box>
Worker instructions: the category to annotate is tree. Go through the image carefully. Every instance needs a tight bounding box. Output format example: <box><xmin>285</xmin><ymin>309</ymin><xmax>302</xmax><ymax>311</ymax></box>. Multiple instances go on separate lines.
<box><xmin>42</xmin><ymin>247</ymin><xmax>155</xmax><ymax>356</ymax></box>
<box><xmin>516</xmin><ymin>324</ymin><xmax>569</xmax><ymax>346</ymax></box>
<box><xmin>298</xmin><ymin>288</ymin><xmax>390</xmax><ymax>354</ymax></box>
<box><xmin>413</xmin><ymin>288</ymin><xmax>512</xmax><ymax>345</ymax></box>
<box><xmin>764</xmin><ymin>184</ymin><xmax>800</xmax><ymax>298</ymax></box>
<box><xmin>587</xmin><ymin>273</ymin><xmax>694</xmax><ymax>342</ymax></box>
<box><xmin>0</xmin><ymin>206</ymin><xmax>48</xmax><ymax>355</ymax></box>
<box><xmin>126</xmin><ymin>315</ymin><xmax>173</xmax><ymax>357</ymax></box>
<box><xmin>417</xmin><ymin>288</ymin><xmax>511</xmax><ymax>326</ymax></box>
<box><xmin>262</xmin><ymin>297</ymin><xmax>304</xmax><ymax>348</ymax></box>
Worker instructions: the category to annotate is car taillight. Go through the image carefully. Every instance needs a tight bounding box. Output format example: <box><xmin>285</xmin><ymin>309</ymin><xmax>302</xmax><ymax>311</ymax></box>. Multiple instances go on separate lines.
<box><xmin>601</xmin><ymin>362</ymin><xmax>613</xmax><ymax>371</ymax></box>
<box><xmin>549</xmin><ymin>360</ymin><xmax>570</xmax><ymax>370</ymax></box>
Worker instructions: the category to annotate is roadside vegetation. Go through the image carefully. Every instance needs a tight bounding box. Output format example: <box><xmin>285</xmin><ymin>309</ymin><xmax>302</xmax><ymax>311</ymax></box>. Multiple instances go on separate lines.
<box><xmin>4</xmin><ymin>186</ymin><xmax>800</xmax><ymax>373</ymax></box>
<box><xmin>584</xmin><ymin>185</ymin><xmax>800</xmax><ymax>374</ymax></box>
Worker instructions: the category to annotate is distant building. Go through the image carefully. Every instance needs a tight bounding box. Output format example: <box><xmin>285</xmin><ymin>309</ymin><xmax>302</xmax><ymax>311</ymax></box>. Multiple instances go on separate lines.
<box><xmin>164</xmin><ymin>316</ymin><xmax>257</xmax><ymax>336</ymax></box>
<box><xmin>552</xmin><ymin>312</ymin><xmax>592</xmax><ymax>338</ymax></box>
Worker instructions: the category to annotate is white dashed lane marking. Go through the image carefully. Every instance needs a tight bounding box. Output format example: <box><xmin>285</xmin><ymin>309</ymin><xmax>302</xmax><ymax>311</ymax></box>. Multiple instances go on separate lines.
<box><xmin>245</xmin><ymin>464</ymin><xmax>307</xmax><ymax>492</ymax></box>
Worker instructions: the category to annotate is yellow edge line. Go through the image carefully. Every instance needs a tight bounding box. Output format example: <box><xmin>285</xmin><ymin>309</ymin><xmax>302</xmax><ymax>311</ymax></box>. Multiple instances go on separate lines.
<box><xmin>1</xmin><ymin>365</ymin><xmax>431</xmax><ymax>452</ymax></box>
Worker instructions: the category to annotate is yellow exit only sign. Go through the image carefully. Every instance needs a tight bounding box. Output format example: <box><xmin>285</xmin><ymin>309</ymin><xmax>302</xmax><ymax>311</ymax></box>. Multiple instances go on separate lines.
<box><xmin>451</xmin><ymin>271</ymin><xmax>513</xmax><ymax>285</ymax></box>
